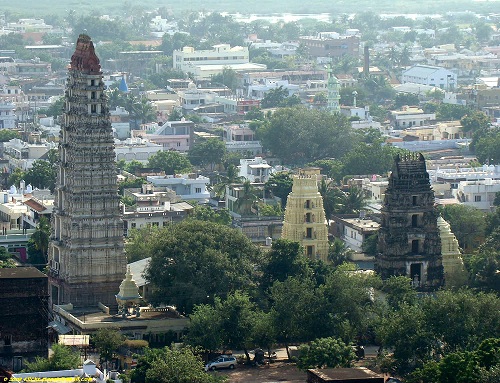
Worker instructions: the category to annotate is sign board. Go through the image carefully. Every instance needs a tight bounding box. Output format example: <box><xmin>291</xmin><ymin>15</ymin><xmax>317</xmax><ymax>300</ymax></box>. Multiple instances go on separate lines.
<box><xmin>58</xmin><ymin>335</ymin><xmax>90</xmax><ymax>347</ymax></box>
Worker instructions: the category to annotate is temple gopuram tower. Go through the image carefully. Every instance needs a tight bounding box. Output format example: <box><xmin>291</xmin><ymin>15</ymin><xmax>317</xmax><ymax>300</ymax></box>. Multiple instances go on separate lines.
<box><xmin>282</xmin><ymin>169</ymin><xmax>329</xmax><ymax>262</ymax></box>
<box><xmin>376</xmin><ymin>153</ymin><xmax>443</xmax><ymax>289</ymax></box>
<box><xmin>48</xmin><ymin>34</ymin><xmax>126</xmax><ymax>308</ymax></box>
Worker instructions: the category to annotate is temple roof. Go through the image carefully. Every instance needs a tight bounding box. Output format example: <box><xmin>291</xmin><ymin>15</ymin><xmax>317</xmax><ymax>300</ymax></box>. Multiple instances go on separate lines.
<box><xmin>70</xmin><ymin>34</ymin><xmax>101</xmax><ymax>74</ymax></box>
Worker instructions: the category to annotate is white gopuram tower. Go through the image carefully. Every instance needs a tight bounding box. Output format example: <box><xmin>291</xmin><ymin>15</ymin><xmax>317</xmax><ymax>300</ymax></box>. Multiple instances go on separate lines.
<box><xmin>437</xmin><ymin>216</ymin><xmax>468</xmax><ymax>288</ymax></box>
<box><xmin>282</xmin><ymin>169</ymin><xmax>329</xmax><ymax>262</ymax></box>
<box><xmin>48</xmin><ymin>34</ymin><xmax>126</xmax><ymax>308</ymax></box>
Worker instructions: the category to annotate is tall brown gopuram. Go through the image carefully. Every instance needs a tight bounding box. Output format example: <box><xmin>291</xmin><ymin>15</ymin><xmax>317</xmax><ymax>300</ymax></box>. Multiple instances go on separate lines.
<box><xmin>376</xmin><ymin>153</ymin><xmax>444</xmax><ymax>289</ymax></box>
<box><xmin>47</xmin><ymin>34</ymin><xmax>126</xmax><ymax>308</ymax></box>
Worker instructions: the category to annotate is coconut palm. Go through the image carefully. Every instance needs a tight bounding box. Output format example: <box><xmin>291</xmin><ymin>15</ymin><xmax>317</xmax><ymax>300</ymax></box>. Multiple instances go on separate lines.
<box><xmin>211</xmin><ymin>164</ymin><xmax>244</xmax><ymax>199</ymax></box>
<box><xmin>339</xmin><ymin>186</ymin><xmax>367</xmax><ymax>214</ymax></box>
<box><xmin>318</xmin><ymin>179</ymin><xmax>343</xmax><ymax>224</ymax></box>
<box><xmin>235</xmin><ymin>181</ymin><xmax>260</xmax><ymax>216</ymax></box>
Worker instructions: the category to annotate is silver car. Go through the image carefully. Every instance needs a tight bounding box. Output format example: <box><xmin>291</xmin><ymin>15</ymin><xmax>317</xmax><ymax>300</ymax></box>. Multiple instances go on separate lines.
<box><xmin>205</xmin><ymin>355</ymin><xmax>237</xmax><ymax>371</ymax></box>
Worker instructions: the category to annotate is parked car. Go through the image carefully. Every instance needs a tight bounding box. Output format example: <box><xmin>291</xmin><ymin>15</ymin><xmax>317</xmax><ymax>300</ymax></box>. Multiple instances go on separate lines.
<box><xmin>205</xmin><ymin>355</ymin><xmax>237</xmax><ymax>371</ymax></box>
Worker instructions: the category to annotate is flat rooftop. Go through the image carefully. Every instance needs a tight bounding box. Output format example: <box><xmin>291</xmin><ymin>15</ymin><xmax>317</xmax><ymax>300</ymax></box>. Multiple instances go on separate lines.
<box><xmin>0</xmin><ymin>266</ymin><xmax>47</xmax><ymax>279</ymax></box>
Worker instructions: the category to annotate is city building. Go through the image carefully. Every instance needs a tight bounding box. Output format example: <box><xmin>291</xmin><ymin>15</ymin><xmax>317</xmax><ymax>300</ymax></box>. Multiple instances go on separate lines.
<box><xmin>332</xmin><ymin>214</ymin><xmax>380</xmax><ymax>253</ymax></box>
<box><xmin>47</xmin><ymin>34</ymin><xmax>127</xmax><ymax>309</ymax></box>
<box><xmin>376</xmin><ymin>153</ymin><xmax>444</xmax><ymax>289</ymax></box>
<box><xmin>299</xmin><ymin>33</ymin><xmax>360</xmax><ymax>59</ymax></box>
<box><xmin>454</xmin><ymin>178</ymin><xmax>500</xmax><ymax>212</ymax></box>
<box><xmin>121</xmin><ymin>184</ymin><xmax>193</xmax><ymax>236</ymax></box>
<box><xmin>239</xmin><ymin>157</ymin><xmax>272</xmax><ymax>183</ymax></box>
<box><xmin>0</xmin><ymin>267</ymin><xmax>48</xmax><ymax>372</ymax></box>
<box><xmin>0</xmin><ymin>102</ymin><xmax>16</xmax><ymax>129</ymax></box>
<box><xmin>390</xmin><ymin>106</ymin><xmax>436</xmax><ymax>129</ymax></box>
<box><xmin>147</xmin><ymin>173</ymin><xmax>210</xmax><ymax>202</ymax></box>
<box><xmin>282</xmin><ymin>169</ymin><xmax>329</xmax><ymax>262</ymax></box>
<box><xmin>146</xmin><ymin>119</ymin><xmax>195</xmax><ymax>152</ymax></box>
<box><xmin>222</xmin><ymin>123</ymin><xmax>263</xmax><ymax>156</ymax></box>
<box><xmin>401</xmin><ymin>65</ymin><xmax>457</xmax><ymax>90</ymax></box>
<box><xmin>173</xmin><ymin>45</ymin><xmax>266</xmax><ymax>80</ymax></box>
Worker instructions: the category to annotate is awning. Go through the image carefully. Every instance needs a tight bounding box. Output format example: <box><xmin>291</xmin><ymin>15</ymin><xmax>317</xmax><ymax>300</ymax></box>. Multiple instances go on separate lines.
<box><xmin>47</xmin><ymin>320</ymin><xmax>71</xmax><ymax>335</ymax></box>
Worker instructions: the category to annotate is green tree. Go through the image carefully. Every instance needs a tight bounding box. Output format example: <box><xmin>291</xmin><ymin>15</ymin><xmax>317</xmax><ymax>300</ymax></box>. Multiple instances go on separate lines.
<box><xmin>24</xmin><ymin>344</ymin><xmax>81</xmax><ymax>372</ymax></box>
<box><xmin>235</xmin><ymin>180</ymin><xmax>260</xmax><ymax>215</ymax></box>
<box><xmin>439</xmin><ymin>205</ymin><xmax>486</xmax><ymax>252</ymax></box>
<box><xmin>132</xmin><ymin>346</ymin><xmax>224</xmax><ymax>383</ymax></box>
<box><xmin>467</xmin><ymin>228</ymin><xmax>500</xmax><ymax>292</ymax></box>
<box><xmin>92</xmin><ymin>328</ymin><xmax>124</xmax><ymax>366</ymax></box>
<box><xmin>188</xmin><ymin>139</ymin><xmax>226</xmax><ymax>171</ymax></box>
<box><xmin>394</xmin><ymin>93</ymin><xmax>420</xmax><ymax>109</ymax></box>
<box><xmin>24</xmin><ymin>160</ymin><xmax>56</xmax><ymax>191</ymax></box>
<box><xmin>319</xmin><ymin>179</ymin><xmax>342</xmax><ymax>223</ymax></box>
<box><xmin>269</xmin><ymin>277</ymin><xmax>318</xmax><ymax>360</ymax></box>
<box><xmin>474</xmin><ymin>128</ymin><xmax>500</xmax><ymax>164</ymax></box>
<box><xmin>41</xmin><ymin>96</ymin><xmax>64</xmax><ymax>118</ymax></box>
<box><xmin>147</xmin><ymin>151</ymin><xmax>192</xmax><ymax>175</ymax></box>
<box><xmin>27</xmin><ymin>216</ymin><xmax>51</xmax><ymax>266</ymax></box>
<box><xmin>184</xmin><ymin>304</ymin><xmax>223</xmax><ymax>355</ymax></box>
<box><xmin>338</xmin><ymin>186</ymin><xmax>367</xmax><ymax>214</ymax></box>
<box><xmin>261</xmin><ymin>86</ymin><xmax>287</xmax><ymax>108</ymax></box>
<box><xmin>0</xmin><ymin>129</ymin><xmax>20</xmax><ymax>142</ymax></box>
<box><xmin>265</xmin><ymin>172</ymin><xmax>293</xmax><ymax>208</ymax></box>
<box><xmin>261</xmin><ymin>239</ymin><xmax>311</xmax><ymax>291</ymax></box>
<box><xmin>210</xmin><ymin>164</ymin><xmax>244</xmax><ymax>199</ymax></box>
<box><xmin>328</xmin><ymin>238</ymin><xmax>354</xmax><ymax>266</ymax></box>
<box><xmin>145</xmin><ymin>220</ymin><xmax>261</xmax><ymax>313</ymax></box>
<box><xmin>382</xmin><ymin>276</ymin><xmax>417</xmax><ymax>310</ymax></box>
<box><xmin>189</xmin><ymin>205</ymin><xmax>232</xmax><ymax>226</ymax></box>
<box><xmin>125</xmin><ymin>226</ymin><xmax>161</xmax><ymax>262</ymax></box>
<box><xmin>216</xmin><ymin>291</ymin><xmax>257</xmax><ymax>363</ymax></box>
<box><xmin>211</xmin><ymin>67</ymin><xmax>238</xmax><ymax>91</ymax></box>
<box><xmin>297</xmin><ymin>337</ymin><xmax>356</xmax><ymax>370</ymax></box>
<box><xmin>7</xmin><ymin>168</ymin><xmax>25</xmax><ymax>188</ymax></box>
<box><xmin>258</xmin><ymin>107</ymin><xmax>355</xmax><ymax>165</ymax></box>
<box><xmin>0</xmin><ymin>246</ymin><xmax>15</xmax><ymax>268</ymax></box>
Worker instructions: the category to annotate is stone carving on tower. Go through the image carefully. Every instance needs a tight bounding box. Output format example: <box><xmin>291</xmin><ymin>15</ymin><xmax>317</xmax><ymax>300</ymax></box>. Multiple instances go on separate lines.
<box><xmin>48</xmin><ymin>34</ymin><xmax>126</xmax><ymax>308</ymax></box>
<box><xmin>376</xmin><ymin>153</ymin><xmax>444</xmax><ymax>289</ymax></box>
<box><xmin>282</xmin><ymin>169</ymin><xmax>329</xmax><ymax>262</ymax></box>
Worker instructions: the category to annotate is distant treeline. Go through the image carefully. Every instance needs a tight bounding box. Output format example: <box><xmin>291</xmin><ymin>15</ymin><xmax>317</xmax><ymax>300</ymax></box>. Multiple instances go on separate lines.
<box><xmin>4</xmin><ymin>0</ymin><xmax>500</xmax><ymax>18</ymax></box>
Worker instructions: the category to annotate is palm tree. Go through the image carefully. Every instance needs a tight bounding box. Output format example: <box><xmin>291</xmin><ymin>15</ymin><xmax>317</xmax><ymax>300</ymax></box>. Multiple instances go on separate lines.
<box><xmin>211</xmin><ymin>164</ymin><xmax>244</xmax><ymax>199</ymax></box>
<box><xmin>339</xmin><ymin>186</ymin><xmax>367</xmax><ymax>214</ymax></box>
<box><xmin>319</xmin><ymin>179</ymin><xmax>343</xmax><ymax>224</ymax></box>
<box><xmin>29</xmin><ymin>216</ymin><xmax>51</xmax><ymax>264</ymax></box>
<box><xmin>328</xmin><ymin>238</ymin><xmax>354</xmax><ymax>266</ymax></box>
<box><xmin>235</xmin><ymin>181</ymin><xmax>260</xmax><ymax>216</ymax></box>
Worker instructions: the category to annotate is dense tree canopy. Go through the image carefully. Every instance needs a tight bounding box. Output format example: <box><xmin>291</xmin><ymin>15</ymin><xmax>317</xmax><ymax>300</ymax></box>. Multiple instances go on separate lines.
<box><xmin>148</xmin><ymin>150</ymin><xmax>192</xmax><ymax>175</ymax></box>
<box><xmin>24</xmin><ymin>344</ymin><xmax>80</xmax><ymax>372</ymax></box>
<box><xmin>257</xmin><ymin>107</ymin><xmax>355</xmax><ymax>165</ymax></box>
<box><xmin>144</xmin><ymin>220</ymin><xmax>262</xmax><ymax>313</ymax></box>
<box><xmin>131</xmin><ymin>346</ymin><xmax>224</xmax><ymax>383</ymax></box>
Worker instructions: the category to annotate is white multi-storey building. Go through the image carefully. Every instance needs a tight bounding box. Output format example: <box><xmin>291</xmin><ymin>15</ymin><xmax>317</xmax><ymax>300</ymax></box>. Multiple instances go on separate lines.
<box><xmin>147</xmin><ymin>174</ymin><xmax>210</xmax><ymax>202</ymax></box>
<box><xmin>173</xmin><ymin>44</ymin><xmax>249</xmax><ymax>72</ymax></box>
<box><xmin>239</xmin><ymin>157</ymin><xmax>272</xmax><ymax>183</ymax></box>
<box><xmin>402</xmin><ymin>65</ymin><xmax>457</xmax><ymax>90</ymax></box>
<box><xmin>454</xmin><ymin>178</ymin><xmax>500</xmax><ymax>212</ymax></box>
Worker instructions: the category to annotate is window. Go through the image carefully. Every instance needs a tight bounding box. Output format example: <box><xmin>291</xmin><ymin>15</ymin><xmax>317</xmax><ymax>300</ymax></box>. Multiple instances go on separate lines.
<box><xmin>412</xmin><ymin>196</ymin><xmax>417</xmax><ymax>205</ymax></box>
<box><xmin>306</xmin><ymin>246</ymin><xmax>314</xmax><ymax>256</ymax></box>
<box><xmin>306</xmin><ymin>228</ymin><xmax>312</xmax><ymax>238</ymax></box>
<box><xmin>91</xmin><ymin>104</ymin><xmax>97</xmax><ymax>113</ymax></box>
<box><xmin>474</xmin><ymin>195</ymin><xmax>482</xmax><ymax>202</ymax></box>
<box><xmin>412</xmin><ymin>214</ymin><xmax>418</xmax><ymax>227</ymax></box>
<box><xmin>195</xmin><ymin>187</ymin><xmax>201</xmax><ymax>193</ymax></box>
<box><xmin>305</xmin><ymin>200</ymin><xmax>311</xmax><ymax>209</ymax></box>
<box><xmin>411</xmin><ymin>240</ymin><xmax>419</xmax><ymax>254</ymax></box>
